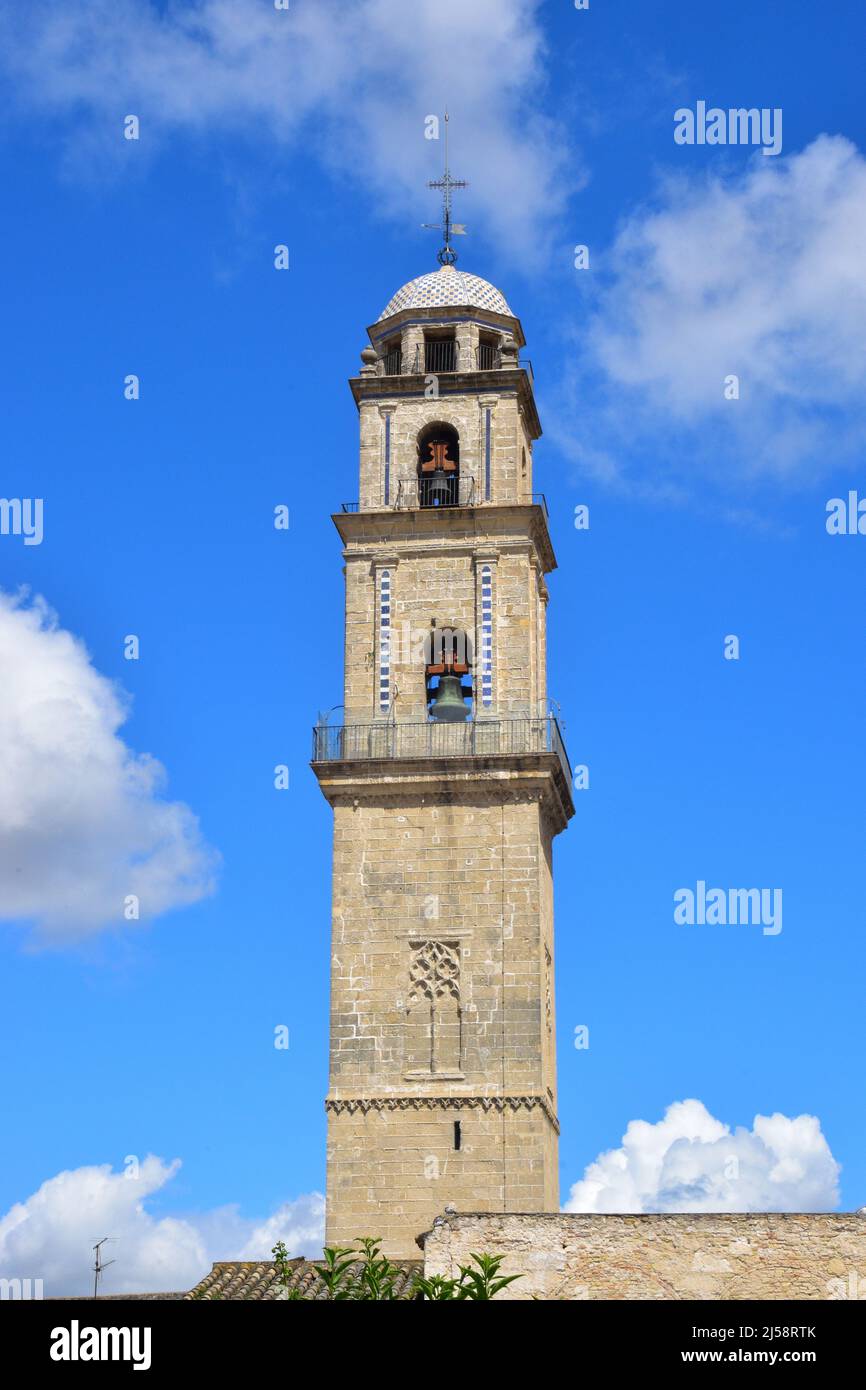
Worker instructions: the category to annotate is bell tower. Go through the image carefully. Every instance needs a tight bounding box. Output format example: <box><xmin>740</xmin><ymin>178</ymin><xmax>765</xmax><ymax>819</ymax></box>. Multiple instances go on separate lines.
<box><xmin>312</xmin><ymin>242</ymin><xmax>574</xmax><ymax>1257</ymax></box>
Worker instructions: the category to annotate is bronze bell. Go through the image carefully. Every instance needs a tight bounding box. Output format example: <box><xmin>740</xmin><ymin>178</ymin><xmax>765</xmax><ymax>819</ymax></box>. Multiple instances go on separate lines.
<box><xmin>428</xmin><ymin>468</ymin><xmax>451</xmax><ymax>505</ymax></box>
<box><xmin>429</xmin><ymin>673</ymin><xmax>471</xmax><ymax>723</ymax></box>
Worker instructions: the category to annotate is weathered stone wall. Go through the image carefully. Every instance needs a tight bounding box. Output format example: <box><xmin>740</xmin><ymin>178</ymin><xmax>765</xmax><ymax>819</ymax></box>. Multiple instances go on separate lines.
<box><xmin>358</xmin><ymin>387</ymin><xmax>534</xmax><ymax>511</ymax></box>
<box><xmin>327</xmin><ymin>1105</ymin><xmax>555</xmax><ymax>1259</ymax></box>
<box><xmin>342</xmin><ymin>536</ymin><xmax>549</xmax><ymax>723</ymax></box>
<box><xmin>324</xmin><ymin>791</ymin><xmax>559</xmax><ymax>1257</ymax></box>
<box><xmin>421</xmin><ymin>1212</ymin><xmax>866</xmax><ymax>1300</ymax></box>
<box><xmin>328</xmin><ymin>795</ymin><xmax>549</xmax><ymax>1094</ymax></box>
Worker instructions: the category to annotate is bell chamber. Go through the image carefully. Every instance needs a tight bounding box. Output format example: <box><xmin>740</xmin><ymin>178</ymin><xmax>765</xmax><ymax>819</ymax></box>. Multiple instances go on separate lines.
<box><xmin>424</xmin><ymin>625</ymin><xmax>472</xmax><ymax>722</ymax></box>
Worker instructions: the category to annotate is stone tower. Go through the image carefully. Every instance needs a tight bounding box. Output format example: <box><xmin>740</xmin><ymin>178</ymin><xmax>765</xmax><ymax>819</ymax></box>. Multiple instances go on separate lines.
<box><xmin>312</xmin><ymin>262</ymin><xmax>574</xmax><ymax>1258</ymax></box>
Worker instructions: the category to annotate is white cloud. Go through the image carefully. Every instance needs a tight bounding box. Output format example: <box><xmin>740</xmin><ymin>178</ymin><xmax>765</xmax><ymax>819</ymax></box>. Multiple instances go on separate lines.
<box><xmin>554</xmin><ymin>135</ymin><xmax>866</xmax><ymax>492</ymax></box>
<box><xmin>0</xmin><ymin>1156</ymin><xmax>324</xmax><ymax>1296</ymax></box>
<box><xmin>236</xmin><ymin>1197</ymin><xmax>326</xmax><ymax>1262</ymax></box>
<box><xmin>0</xmin><ymin>590</ymin><xmax>218</xmax><ymax>941</ymax></box>
<box><xmin>565</xmin><ymin>1099</ymin><xmax>841</xmax><ymax>1213</ymax></box>
<box><xmin>0</xmin><ymin>0</ymin><xmax>575</xmax><ymax>262</ymax></box>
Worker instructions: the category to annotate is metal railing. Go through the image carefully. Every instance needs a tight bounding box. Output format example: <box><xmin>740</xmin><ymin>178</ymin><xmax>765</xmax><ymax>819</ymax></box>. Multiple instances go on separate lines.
<box><xmin>417</xmin><ymin>474</ymin><xmax>476</xmax><ymax>508</ymax></box>
<box><xmin>476</xmin><ymin>343</ymin><xmax>501</xmax><ymax>370</ymax></box>
<box><xmin>342</xmin><ymin>487</ymin><xmax>548</xmax><ymax>517</ymax></box>
<box><xmin>409</xmin><ymin>341</ymin><xmax>459</xmax><ymax>374</ymax></box>
<box><xmin>312</xmin><ymin>714</ymin><xmax>571</xmax><ymax>787</ymax></box>
<box><xmin>425</xmin><ymin>340</ymin><xmax>457</xmax><ymax>373</ymax></box>
<box><xmin>381</xmin><ymin>345</ymin><xmax>534</xmax><ymax>379</ymax></box>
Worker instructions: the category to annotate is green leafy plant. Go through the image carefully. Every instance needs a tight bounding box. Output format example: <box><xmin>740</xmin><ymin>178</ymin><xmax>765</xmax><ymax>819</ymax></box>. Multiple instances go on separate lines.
<box><xmin>272</xmin><ymin>1239</ymin><xmax>306</xmax><ymax>1300</ymax></box>
<box><xmin>414</xmin><ymin>1252</ymin><xmax>522</xmax><ymax>1301</ymax></box>
<box><xmin>273</xmin><ymin>1238</ymin><xmax>522</xmax><ymax>1301</ymax></box>
<box><xmin>272</xmin><ymin>1236</ymin><xmax>403</xmax><ymax>1301</ymax></box>
<box><xmin>350</xmin><ymin>1236</ymin><xmax>405</xmax><ymax>1300</ymax></box>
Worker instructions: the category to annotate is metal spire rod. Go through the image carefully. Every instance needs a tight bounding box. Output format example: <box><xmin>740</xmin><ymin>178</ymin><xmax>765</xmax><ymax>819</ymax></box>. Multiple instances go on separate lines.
<box><xmin>424</xmin><ymin>110</ymin><xmax>468</xmax><ymax>266</ymax></box>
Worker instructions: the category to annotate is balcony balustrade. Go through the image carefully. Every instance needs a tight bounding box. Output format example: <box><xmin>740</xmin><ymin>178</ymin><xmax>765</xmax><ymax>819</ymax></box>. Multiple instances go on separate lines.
<box><xmin>312</xmin><ymin>714</ymin><xmax>572</xmax><ymax>789</ymax></box>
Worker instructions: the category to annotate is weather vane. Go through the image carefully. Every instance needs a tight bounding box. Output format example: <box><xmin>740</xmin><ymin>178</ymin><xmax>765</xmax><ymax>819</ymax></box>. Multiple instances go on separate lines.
<box><xmin>423</xmin><ymin>110</ymin><xmax>467</xmax><ymax>266</ymax></box>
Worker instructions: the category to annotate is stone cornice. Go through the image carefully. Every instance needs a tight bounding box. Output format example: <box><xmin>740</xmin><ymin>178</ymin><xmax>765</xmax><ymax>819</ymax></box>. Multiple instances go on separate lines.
<box><xmin>349</xmin><ymin>368</ymin><xmax>541</xmax><ymax>441</ymax></box>
<box><xmin>333</xmin><ymin>502</ymin><xmax>557</xmax><ymax>576</ymax></box>
<box><xmin>311</xmin><ymin>755</ymin><xmax>574</xmax><ymax>837</ymax></box>
<box><xmin>326</xmin><ymin>1093</ymin><xmax>560</xmax><ymax>1132</ymax></box>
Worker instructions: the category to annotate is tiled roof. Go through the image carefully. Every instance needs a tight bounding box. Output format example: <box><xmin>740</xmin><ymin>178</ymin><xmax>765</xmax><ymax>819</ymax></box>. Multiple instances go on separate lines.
<box><xmin>47</xmin><ymin>1291</ymin><xmax>186</xmax><ymax>1302</ymax></box>
<box><xmin>185</xmin><ymin>1259</ymin><xmax>422</xmax><ymax>1301</ymax></box>
<box><xmin>378</xmin><ymin>266</ymin><xmax>513</xmax><ymax>321</ymax></box>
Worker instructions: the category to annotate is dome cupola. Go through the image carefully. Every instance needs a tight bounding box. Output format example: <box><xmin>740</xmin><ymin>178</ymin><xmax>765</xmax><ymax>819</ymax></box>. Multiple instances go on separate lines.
<box><xmin>378</xmin><ymin>265</ymin><xmax>513</xmax><ymax>321</ymax></box>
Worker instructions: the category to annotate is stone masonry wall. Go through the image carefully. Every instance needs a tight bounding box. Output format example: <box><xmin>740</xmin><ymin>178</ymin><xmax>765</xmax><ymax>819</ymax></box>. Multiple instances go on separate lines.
<box><xmin>358</xmin><ymin>389</ymin><xmax>534</xmax><ymax>511</ymax></box>
<box><xmin>421</xmin><ymin>1212</ymin><xmax>866</xmax><ymax>1300</ymax></box>
<box><xmin>326</xmin><ymin>1106</ymin><xmax>554</xmax><ymax>1259</ymax></box>
<box><xmin>328</xmin><ymin>795</ymin><xmax>548</xmax><ymax>1095</ymax></box>
<box><xmin>324</xmin><ymin>791</ymin><xmax>559</xmax><ymax>1257</ymax></box>
<box><xmin>342</xmin><ymin>544</ymin><xmax>547</xmax><ymax>723</ymax></box>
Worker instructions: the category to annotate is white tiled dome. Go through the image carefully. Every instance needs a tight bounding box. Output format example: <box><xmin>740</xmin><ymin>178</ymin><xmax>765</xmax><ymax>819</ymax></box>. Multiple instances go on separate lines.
<box><xmin>378</xmin><ymin>265</ymin><xmax>513</xmax><ymax>321</ymax></box>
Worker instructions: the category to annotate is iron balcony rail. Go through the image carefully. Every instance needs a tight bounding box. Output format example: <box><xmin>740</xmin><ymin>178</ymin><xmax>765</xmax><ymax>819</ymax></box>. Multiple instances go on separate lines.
<box><xmin>417</xmin><ymin>474</ymin><xmax>476</xmax><ymax>508</ymax></box>
<box><xmin>476</xmin><ymin>344</ymin><xmax>501</xmax><ymax>370</ymax></box>
<box><xmin>379</xmin><ymin>348</ymin><xmax>534</xmax><ymax>379</ymax></box>
<box><xmin>422</xmin><ymin>341</ymin><xmax>461</xmax><ymax>375</ymax></box>
<box><xmin>341</xmin><ymin>489</ymin><xmax>549</xmax><ymax>517</ymax></box>
<box><xmin>312</xmin><ymin>715</ymin><xmax>572</xmax><ymax>789</ymax></box>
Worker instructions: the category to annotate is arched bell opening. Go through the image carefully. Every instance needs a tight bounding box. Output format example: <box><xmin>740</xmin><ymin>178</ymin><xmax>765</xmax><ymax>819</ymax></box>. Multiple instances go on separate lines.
<box><xmin>425</xmin><ymin>625</ymin><xmax>473</xmax><ymax>722</ymax></box>
<box><xmin>417</xmin><ymin>423</ymin><xmax>460</xmax><ymax>508</ymax></box>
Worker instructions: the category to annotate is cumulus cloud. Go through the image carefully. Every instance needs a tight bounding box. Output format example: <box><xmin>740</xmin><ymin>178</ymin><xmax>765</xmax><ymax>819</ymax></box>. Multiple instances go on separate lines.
<box><xmin>565</xmin><ymin>1099</ymin><xmax>841</xmax><ymax>1213</ymax></box>
<box><xmin>235</xmin><ymin>1196</ymin><xmax>326</xmax><ymax>1262</ymax></box>
<box><xmin>0</xmin><ymin>590</ymin><xmax>218</xmax><ymax>941</ymax></box>
<box><xmin>0</xmin><ymin>0</ymin><xmax>575</xmax><ymax>261</ymax></box>
<box><xmin>0</xmin><ymin>1157</ymin><xmax>324</xmax><ymax>1296</ymax></box>
<box><xmin>554</xmin><ymin>135</ymin><xmax>866</xmax><ymax>493</ymax></box>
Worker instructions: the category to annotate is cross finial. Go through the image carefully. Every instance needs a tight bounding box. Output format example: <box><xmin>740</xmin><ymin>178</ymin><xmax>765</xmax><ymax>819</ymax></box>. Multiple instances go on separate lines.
<box><xmin>424</xmin><ymin>110</ymin><xmax>467</xmax><ymax>266</ymax></box>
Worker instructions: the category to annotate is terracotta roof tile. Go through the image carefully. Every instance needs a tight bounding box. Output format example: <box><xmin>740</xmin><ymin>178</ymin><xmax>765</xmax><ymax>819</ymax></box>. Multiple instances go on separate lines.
<box><xmin>185</xmin><ymin>1259</ymin><xmax>422</xmax><ymax>1301</ymax></box>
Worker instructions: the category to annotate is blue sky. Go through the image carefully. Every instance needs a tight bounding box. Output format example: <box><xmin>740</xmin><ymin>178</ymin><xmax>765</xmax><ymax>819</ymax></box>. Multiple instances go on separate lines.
<box><xmin>1</xmin><ymin>0</ymin><xmax>865</xmax><ymax>1292</ymax></box>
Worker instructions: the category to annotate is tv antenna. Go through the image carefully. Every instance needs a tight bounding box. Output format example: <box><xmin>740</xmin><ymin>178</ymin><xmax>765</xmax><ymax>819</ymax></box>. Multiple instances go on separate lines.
<box><xmin>422</xmin><ymin>110</ymin><xmax>468</xmax><ymax>266</ymax></box>
<box><xmin>91</xmin><ymin>1236</ymin><xmax>116</xmax><ymax>1298</ymax></box>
